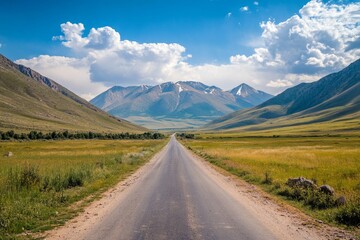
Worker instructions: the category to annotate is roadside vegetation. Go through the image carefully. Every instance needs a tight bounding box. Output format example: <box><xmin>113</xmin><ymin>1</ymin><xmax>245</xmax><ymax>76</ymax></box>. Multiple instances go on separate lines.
<box><xmin>176</xmin><ymin>132</ymin><xmax>195</xmax><ymax>139</ymax></box>
<box><xmin>180</xmin><ymin>133</ymin><xmax>360</xmax><ymax>229</ymax></box>
<box><xmin>0</xmin><ymin>138</ymin><xmax>167</xmax><ymax>239</ymax></box>
<box><xmin>0</xmin><ymin>130</ymin><xmax>164</xmax><ymax>141</ymax></box>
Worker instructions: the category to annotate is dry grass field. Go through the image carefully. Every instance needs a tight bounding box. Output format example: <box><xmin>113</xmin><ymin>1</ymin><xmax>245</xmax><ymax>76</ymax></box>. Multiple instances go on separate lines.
<box><xmin>181</xmin><ymin>134</ymin><xmax>360</xmax><ymax>228</ymax></box>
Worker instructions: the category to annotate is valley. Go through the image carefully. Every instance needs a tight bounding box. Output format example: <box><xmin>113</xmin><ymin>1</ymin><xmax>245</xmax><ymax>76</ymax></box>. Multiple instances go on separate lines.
<box><xmin>0</xmin><ymin>54</ymin><xmax>359</xmax><ymax>239</ymax></box>
<box><xmin>0</xmin><ymin>3</ymin><xmax>360</xmax><ymax>237</ymax></box>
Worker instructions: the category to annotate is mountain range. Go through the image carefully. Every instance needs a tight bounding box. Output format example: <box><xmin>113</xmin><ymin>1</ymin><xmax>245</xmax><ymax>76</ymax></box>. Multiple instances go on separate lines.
<box><xmin>0</xmin><ymin>54</ymin><xmax>145</xmax><ymax>132</ymax></box>
<box><xmin>206</xmin><ymin>58</ymin><xmax>360</xmax><ymax>134</ymax></box>
<box><xmin>90</xmin><ymin>82</ymin><xmax>273</xmax><ymax>129</ymax></box>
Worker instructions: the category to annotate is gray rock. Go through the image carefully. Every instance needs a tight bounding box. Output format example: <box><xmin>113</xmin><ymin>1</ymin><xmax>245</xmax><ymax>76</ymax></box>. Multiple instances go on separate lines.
<box><xmin>3</xmin><ymin>152</ymin><xmax>13</xmax><ymax>157</ymax></box>
<box><xmin>319</xmin><ymin>185</ymin><xmax>335</xmax><ymax>195</ymax></box>
<box><xmin>287</xmin><ymin>177</ymin><xmax>316</xmax><ymax>188</ymax></box>
<box><xmin>336</xmin><ymin>196</ymin><xmax>346</xmax><ymax>206</ymax></box>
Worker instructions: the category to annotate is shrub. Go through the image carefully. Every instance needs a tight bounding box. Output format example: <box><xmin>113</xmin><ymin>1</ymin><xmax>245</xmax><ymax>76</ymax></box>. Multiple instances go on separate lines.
<box><xmin>262</xmin><ymin>171</ymin><xmax>273</xmax><ymax>184</ymax></box>
<box><xmin>177</xmin><ymin>133</ymin><xmax>195</xmax><ymax>139</ymax></box>
<box><xmin>64</xmin><ymin>170</ymin><xmax>84</xmax><ymax>188</ymax></box>
<box><xmin>279</xmin><ymin>186</ymin><xmax>336</xmax><ymax>209</ymax></box>
<box><xmin>6</xmin><ymin>165</ymin><xmax>41</xmax><ymax>191</ymax></box>
<box><xmin>0</xmin><ymin>130</ymin><xmax>165</xmax><ymax>141</ymax></box>
<box><xmin>20</xmin><ymin>165</ymin><xmax>41</xmax><ymax>189</ymax></box>
<box><xmin>335</xmin><ymin>202</ymin><xmax>360</xmax><ymax>226</ymax></box>
<box><xmin>303</xmin><ymin>190</ymin><xmax>336</xmax><ymax>209</ymax></box>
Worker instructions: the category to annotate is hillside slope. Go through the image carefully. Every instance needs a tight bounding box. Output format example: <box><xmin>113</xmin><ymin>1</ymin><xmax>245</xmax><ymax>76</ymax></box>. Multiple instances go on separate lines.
<box><xmin>206</xmin><ymin>59</ymin><xmax>360</xmax><ymax>134</ymax></box>
<box><xmin>0</xmin><ymin>54</ymin><xmax>146</xmax><ymax>132</ymax></box>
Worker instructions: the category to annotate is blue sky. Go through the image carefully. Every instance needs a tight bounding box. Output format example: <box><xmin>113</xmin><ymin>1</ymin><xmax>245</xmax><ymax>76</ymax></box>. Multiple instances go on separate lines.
<box><xmin>1</xmin><ymin>0</ymin><xmax>360</xmax><ymax>99</ymax></box>
<box><xmin>0</xmin><ymin>0</ymin><xmax>312</xmax><ymax>62</ymax></box>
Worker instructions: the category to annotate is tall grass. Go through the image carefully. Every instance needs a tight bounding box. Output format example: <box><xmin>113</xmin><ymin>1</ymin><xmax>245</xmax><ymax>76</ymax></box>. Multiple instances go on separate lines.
<box><xmin>0</xmin><ymin>139</ymin><xmax>166</xmax><ymax>238</ymax></box>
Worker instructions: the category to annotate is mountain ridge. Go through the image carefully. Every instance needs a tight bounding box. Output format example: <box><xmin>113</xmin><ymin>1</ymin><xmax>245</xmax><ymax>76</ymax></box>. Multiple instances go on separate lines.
<box><xmin>205</xmin><ymin>58</ymin><xmax>360</xmax><ymax>133</ymax></box>
<box><xmin>0</xmin><ymin>54</ymin><xmax>146</xmax><ymax>132</ymax></box>
<box><xmin>91</xmin><ymin>81</ymin><xmax>273</xmax><ymax>129</ymax></box>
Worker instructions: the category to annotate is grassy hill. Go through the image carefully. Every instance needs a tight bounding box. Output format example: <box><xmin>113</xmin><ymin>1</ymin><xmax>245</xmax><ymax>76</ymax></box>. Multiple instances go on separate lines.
<box><xmin>0</xmin><ymin>54</ymin><xmax>146</xmax><ymax>133</ymax></box>
<box><xmin>205</xmin><ymin>59</ymin><xmax>360</xmax><ymax>135</ymax></box>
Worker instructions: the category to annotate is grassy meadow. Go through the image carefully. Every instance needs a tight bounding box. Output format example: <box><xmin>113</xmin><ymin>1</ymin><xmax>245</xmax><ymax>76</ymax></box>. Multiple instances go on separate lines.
<box><xmin>181</xmin><ymin>134</ymin><xmax>360</xmax><ymax>227</ymax></box>
<box><xmin>0</xmin><ymin>139</ymin><xmax>167</xmax><ymax>239</ymax></box>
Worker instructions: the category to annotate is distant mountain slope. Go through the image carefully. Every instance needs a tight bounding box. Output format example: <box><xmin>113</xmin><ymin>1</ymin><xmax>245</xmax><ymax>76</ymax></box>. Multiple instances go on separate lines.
<box><xmin>91</xmin><ymin>82</ymin><xmax>272</xmax><ymax>129</ymax></box>
<box><xmin>206</xmin><ymin>59</ymin><xmax>360</xmax><ymax>133</ymax></box>
<box><xmin>230</xmin><ymin>83</ymin><xmax>273</xmax><ymax>107</ymax></box>
<box><xmin>0</xmin><ymin>54</ymin><xmax>146</xmax><ymax>132</ymax></box>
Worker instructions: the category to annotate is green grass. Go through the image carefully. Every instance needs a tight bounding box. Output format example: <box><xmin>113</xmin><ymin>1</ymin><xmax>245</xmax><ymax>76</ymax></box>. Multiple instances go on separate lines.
<box><xmin>0</xmin><ymin>139</ymin><xmax>167</xmax><ymax>239</ymax></box>
<box><xmin>181</xmin><ymin>134</ymin><xmax>360</xmax><ymax>229</ymax></box>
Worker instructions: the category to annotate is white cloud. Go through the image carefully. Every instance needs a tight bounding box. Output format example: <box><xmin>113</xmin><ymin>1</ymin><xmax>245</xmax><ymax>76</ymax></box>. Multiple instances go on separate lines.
<box><xmin>15</xmin><ymin>55</ymin><xmax>108</xmax><ymax>100</ymax></box>
<box><xmin>227</xmin><ymin>12</ymin><xmax>232</xmax><ymax>18</ymax></box>
<box><xmin>88</xmin><ymin>41</ymin><xmax>188</xmax><ymax>85</ymax></box>
<box><xmin>231</xmin><ymin>0</ymin><xmax>360</xmax><ymax>75</ymax></box>
<box><xmin>15</xmin><ymin>1</ymin><xmax>360</xmax><ymax>99</ymax></box>
<box><xmin>254</xmin><ymin>2</ymin><xmax>259</xmax><ymax>6</ymax></box>
<box><xmin>240</xmin><ymin>6</ymin><xmax>249</xmax><ymax>12</ymax></box>
<box><xmin>266</xmin><ymin>74</ymin><xmax>320</xmax><ymax>88</ymax></box>
<box><xmin>52</xmin><ymin>22</ymin><xmax>121</xmax><ymax>51</ymax></box>
<box><xmin>267</xmin><ymin>79</ymin><xmax>293</xmax><ymax>88</ymax></box>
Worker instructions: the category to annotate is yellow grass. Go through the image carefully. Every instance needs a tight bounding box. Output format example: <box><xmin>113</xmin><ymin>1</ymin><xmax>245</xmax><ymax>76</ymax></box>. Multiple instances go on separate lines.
<box><xmin>182</xmin><ymin>136</ymin><xmax>360</xmax><ymax>200</ymax></box>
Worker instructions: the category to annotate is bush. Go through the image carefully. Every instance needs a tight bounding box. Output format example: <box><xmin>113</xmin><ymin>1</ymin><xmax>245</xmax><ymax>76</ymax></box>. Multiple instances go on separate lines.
<box><xmin>303</xmin><ymin>190</ymin><xmax>336</xmax><ymax>209</ymax></box>
<box><xmin>177</xmin><ymin>133</ymin><xmax>195</xmax><ymax>139</ymax></box>
<box><xmin>6</xmin><ymin>165</ymin><xmax>41</xmax><ymax>191</ymax></box>
<box><xmin>278</xmin><ymin>186</ymin><xmax>336</xmax><ymax>209</ymax></box>
<box><xmin>0</xmin><ymin>130</ymin><xmax>165</xmax><ymax>141</ymax></box>
<box><xmin>262</xmin><ymin>171</ymin><xmax>273</xmax><ymax>184</ymax></box>
<box><xmin>335</xmin><ymin>202</ymin><xmax>360</xmax><ymax>226</ymax></box>
<box><xmin>64</xmin><ymin>170</ymin><xmax>84</xmax><ymax>188</ymax></box>
<box><xmin>20</xmin><ymin>165</ymin><xmax>41</xmax><ymax>189</ymax></box>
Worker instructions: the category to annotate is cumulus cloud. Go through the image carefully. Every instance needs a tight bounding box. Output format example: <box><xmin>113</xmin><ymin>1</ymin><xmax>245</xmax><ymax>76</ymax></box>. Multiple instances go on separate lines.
<box><xmin>52</xmin><ymin>22</ymin><xmax>121</xmax><ymax>51</ymax></box>
<box><xmin>240</xmin><ymin>6</ymin><xmax>249</xmax><ymax>12</ymax></box>
<box><xmin>231</xmin><ymin>0</ymin><xmax>360</xmax><ymax>75</ymax></box>
<box><xmin>16</xmin><ymin>55</ymin><xmax>108</xmax><ymax>100</ymax></box>
<box><xmin>52</xmin><ymin>22</ymin><xmax>190</xmax><ymax>86</ymax></box>
<box><xmin>16</xmin><ymin>1</ymin><xmax>360</xmax><ymax>99</ymax></box>
<box><xmin>266</xmin><ymin>74</ymin><xmax>320</xmax><ymax>88</ymax></box>
<box><xmin>254</xmin><ymin>2</ymin><xmax>259</xmax><ymax>6</ymax></box>
<box><xmin>88</xmin><ymin>41</ymin><xmax>188</xmax><ymax>85</ymax></box>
